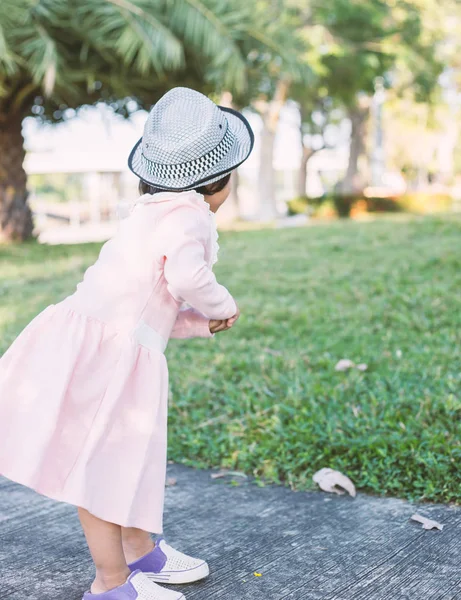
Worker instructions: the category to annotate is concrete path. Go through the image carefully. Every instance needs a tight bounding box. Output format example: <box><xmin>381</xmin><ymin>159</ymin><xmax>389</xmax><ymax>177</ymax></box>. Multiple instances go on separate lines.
<box><xmin>1</xmin><ymin>465</ymin><xmax>460</xmax><ymax>599</ymax></box>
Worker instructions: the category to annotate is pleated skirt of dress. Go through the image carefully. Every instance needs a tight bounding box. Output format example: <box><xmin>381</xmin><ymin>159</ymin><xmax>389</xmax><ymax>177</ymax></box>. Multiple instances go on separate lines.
<box><xmin>0</xmin><ymin>303</ymin><xmax>169</xmax><ymax>533</ymax></box>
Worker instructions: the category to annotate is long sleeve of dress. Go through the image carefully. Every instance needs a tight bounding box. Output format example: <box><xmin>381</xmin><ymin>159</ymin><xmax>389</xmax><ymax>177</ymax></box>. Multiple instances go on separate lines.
<box><xmin>170</xmin><ymin>307</ymin><xmax>213</xmax><ymax>339</ymax></box>
<box><xmin>160</xmin><ymin>206</ymin><xmax>237</xmax><ymax>320</ymax></box>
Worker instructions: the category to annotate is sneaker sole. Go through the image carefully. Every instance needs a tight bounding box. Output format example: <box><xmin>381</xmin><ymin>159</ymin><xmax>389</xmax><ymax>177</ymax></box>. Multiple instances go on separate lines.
<box><xmin>145</xmin><ymin>562</ymin><xmax>210</xmax><ymax>584</ymax></box>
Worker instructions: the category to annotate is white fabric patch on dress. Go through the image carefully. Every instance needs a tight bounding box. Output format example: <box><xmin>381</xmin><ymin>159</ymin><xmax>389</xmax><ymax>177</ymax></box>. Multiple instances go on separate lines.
<box><xmin>133</xmin><ymin>321</ymin><xmax>168</xmax><ymax>354</ymax></box>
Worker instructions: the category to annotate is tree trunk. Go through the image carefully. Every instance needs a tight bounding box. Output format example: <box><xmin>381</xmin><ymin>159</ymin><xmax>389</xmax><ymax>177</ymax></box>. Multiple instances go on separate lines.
<box><xmin>256</xmin><ymin>78</ymin><xmax>291</xmax><ymax>220</ymax></box>
<box><xmin>340</xmin><ymin>102</ymin><xmax>370</xmax><ymax>195</ymax></box>
<box><xmin>258</xmin><ymin>122</ymin><xmax>277</xmax><ymax>220</ymax></box>
<box><xmin>0</xmin><ymin>113</ymin><xmax>34</xmax><ymax>242</ymax></box>
<box><xmin>298</xmin><ymin>146</ymin><xmax>314</xmax><ymax>198</ymax></box>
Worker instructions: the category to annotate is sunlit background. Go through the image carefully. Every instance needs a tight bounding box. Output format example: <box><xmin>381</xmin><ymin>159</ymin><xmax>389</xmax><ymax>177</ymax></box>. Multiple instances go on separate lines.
<box><xmin>1</xmin><ymin>0</ymin><xmax>461</xmax><ymax>244</ymax></box>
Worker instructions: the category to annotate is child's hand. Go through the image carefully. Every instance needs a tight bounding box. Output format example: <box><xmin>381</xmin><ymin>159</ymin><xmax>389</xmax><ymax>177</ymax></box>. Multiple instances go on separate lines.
<box><xmin>209</xmin><ymin>319</ymin><xmax>226</xmax><ymax>333</ymax></box>
<box><xmin>209</xmin><ymin>306</ymin><xmax>240</xmax><ymax>334</ymax></box>
<box><xmin>226</xmin><ymin>306</ymin><xmax>240</xmax><ymax>328</ymax></box>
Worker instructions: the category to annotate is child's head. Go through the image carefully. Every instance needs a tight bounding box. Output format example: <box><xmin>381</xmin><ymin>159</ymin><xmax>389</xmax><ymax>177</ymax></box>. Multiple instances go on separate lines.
<box><xmin>128</xmin><ymin>87</ymin><xmax>253</xmax><ymax>211</ymax></box>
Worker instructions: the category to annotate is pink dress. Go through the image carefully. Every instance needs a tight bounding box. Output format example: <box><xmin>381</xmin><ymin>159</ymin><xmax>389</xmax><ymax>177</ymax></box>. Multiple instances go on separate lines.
<box><xmin>0</xmin><ymin>191</ymin><xmax>236</xmax><ymax>533</ymax></box>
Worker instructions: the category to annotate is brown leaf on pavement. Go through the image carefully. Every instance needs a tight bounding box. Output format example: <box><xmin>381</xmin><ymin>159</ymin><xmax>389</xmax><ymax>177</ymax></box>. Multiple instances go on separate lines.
<box><xmin>211</xmin><ymin>470</ymin><xmax>248</xmax><ymax>480</ymax></box>
<box><xmin>313</xmin><ymin>468</ymin><xmax>356</xmax><ymax>497</ymax></box>
<box><xmin>410</xmin><ymin>514</ymin><xmax>444</xmax><ymax>531</ymax></box>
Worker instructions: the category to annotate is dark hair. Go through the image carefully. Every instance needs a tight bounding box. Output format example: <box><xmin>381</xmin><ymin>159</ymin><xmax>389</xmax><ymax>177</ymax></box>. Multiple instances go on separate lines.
<box><xmin>138</xmin><ymin>173</ymin><xmax>231</xmax><ymax>197</ymax></box>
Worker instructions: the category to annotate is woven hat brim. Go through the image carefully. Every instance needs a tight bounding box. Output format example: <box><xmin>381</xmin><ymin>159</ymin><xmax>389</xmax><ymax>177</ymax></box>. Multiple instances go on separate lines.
<box><xmin>128</xmin><ymin>107</ymin><xmax>254</xmax><ymax>191</ymax></box>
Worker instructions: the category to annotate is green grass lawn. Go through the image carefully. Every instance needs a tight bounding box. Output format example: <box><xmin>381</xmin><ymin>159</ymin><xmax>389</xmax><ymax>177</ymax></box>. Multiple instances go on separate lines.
<box><xmin>1</xmin><ymin>216</ymin><xmax>460</xmax><ymax>503</ymax></box>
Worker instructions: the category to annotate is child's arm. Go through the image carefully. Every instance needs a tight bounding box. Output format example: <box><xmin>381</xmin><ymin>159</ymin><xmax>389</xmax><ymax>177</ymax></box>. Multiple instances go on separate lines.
<box><xmin>160</xmin><ymin>206</ymin><xmax>237</xmax><ymax>321</ymax></box>
<box><xmin>170</xmin><ymin>307</ymin><xmax>213</xmax><ymax>339</ymax></box>
<box><xmin>171</xmin><ymin>307</ymin><xmax>240</xmax><ymax>339</ymax></box>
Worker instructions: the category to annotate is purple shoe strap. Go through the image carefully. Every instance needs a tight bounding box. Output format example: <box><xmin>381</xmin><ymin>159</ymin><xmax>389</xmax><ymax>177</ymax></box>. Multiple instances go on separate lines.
<box><xmin>128</xmin><ymin>538</ymin><xmax>167</xmax><ymax>574</ymax></box>
<box><xmin>82</xmin><ymin>570</ymin><xmax>140</xmax><ymax>599</ymax></box>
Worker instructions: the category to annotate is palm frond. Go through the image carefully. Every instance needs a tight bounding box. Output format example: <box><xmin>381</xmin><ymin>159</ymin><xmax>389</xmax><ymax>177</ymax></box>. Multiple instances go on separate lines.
<box><xmin>0</xmin><ymin>25</ymin><xmax>17</xmax><ymax>76</ymax></box>
<box><xmin>19</xmin><ymin>23</ymin><xmax>58</xmax><ymax>95</ymax></box>
<box><xmin>75</xmin><ymin>0</ymin><xmax>184</xmax><ymax>75</ymax></box>
<box><xmin>0</xmin><ymin>0</ymin><xmax>307</xmax><ymax>117</ymax></box>
<box><xmin>166</xmin><ymin>0</ymin><xmax>248</xmax><ymax>92</ymax></box>
<box><xmin>0</xmin><ymin>0</ymin><xmax>31</xmax><ymax>76</ymax></box>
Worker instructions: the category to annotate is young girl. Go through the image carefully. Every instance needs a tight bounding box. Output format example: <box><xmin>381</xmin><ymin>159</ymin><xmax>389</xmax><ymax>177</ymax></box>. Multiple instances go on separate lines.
<box><xmin>0</xmin><ymin>87</ymin><xmax>254</xmax><ymax>600</ymax></box>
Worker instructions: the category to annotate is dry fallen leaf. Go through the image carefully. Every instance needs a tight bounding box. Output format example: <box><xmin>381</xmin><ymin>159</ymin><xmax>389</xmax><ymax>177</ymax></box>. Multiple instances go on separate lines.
<box><xmin>410</xmin><ymin>514</ymin><xmax>444</xmax><ymax>531</ymax></box>
<box><xmin>335</xmin><ymin>359</ymin><xmax>368</xmax><ymax>372</ymax></box>
<box><xmin>165</xmin><ymin>477</ymin><xmax>177</xmax><ymax>487</ymax></box>
<box><xmin>352</xmin><ymin>405</ymin><xmax>361</xmax><ymax>417</ymax></box>
<box><xmin>335</xmin><ymin>359</ymin><xmax>355</xmax><ymax>371</ymax></box>
<box><xmin>211</xmin><ymin>470</ymin><xmax>248</xmax><ymax>480</ymax></box>
<box><xmin>313</xmin><ymin>468</ymin><xmax>356</xmax><ymax>497</ymax></box>
<box><xmin>211</xmin><ymin>471</ymin><xmax>228</xmax><ymax>479</ymax></box>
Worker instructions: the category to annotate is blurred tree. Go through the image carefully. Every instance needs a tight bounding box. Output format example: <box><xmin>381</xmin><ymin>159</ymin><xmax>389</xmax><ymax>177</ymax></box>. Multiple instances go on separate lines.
<box><xmin>210</xmin><ymin>3</ymin><xmax>308</xmax><ymax>222</ymax></box>
<box><xmin>0</xmin><ymin>0</ymin><xmax>262</xmax><ymax>241</ymax></box>
<box><xmin>385</xmin><ymin>3</ymin><xmax>461</xmax><ymax>188</ymax></box>
<box><xmin>254</xmin><ymin>77</ymin><xmax>292</xmax><ymax>219</ymax></box>
<box><xmin>311</xmin><ymin>0</ymin><xmax>446</xmax><ymax>195</ymax></box>
<box><xmin>294</xmin><ymin>90</ymin><xmax>343</xmax><ymax>198</ymax></box>
<box><xmin>240</xmin><ymin>0</ymin><xmax>311</xmax><ymax>220</ymax></box>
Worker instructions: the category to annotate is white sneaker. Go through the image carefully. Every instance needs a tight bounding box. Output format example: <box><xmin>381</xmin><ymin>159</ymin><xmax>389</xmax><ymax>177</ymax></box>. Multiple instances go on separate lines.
<box><xmin>83</xmin><ymin>570</ymin><xmax>185</xmax><ymax>599</ymax></box>
<box><xmin>128</xmin><ymin>537</ymin><xmax>210</xmax><ymax>585</ymax></box>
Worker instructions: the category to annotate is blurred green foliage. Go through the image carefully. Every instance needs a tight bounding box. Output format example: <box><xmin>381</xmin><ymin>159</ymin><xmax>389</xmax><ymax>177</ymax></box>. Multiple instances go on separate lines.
<box><xmin>288</xmin><ymin>193</ymin><xmax>455</xmax><ymax>218</ymax></box>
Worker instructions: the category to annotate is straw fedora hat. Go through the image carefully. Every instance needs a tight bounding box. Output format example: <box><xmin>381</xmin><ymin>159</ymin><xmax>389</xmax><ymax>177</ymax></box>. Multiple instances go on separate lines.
<box><xmin>128</xmin><ymin>87</ymin><xmax>254</xmax><ymax>191</ymax></box>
